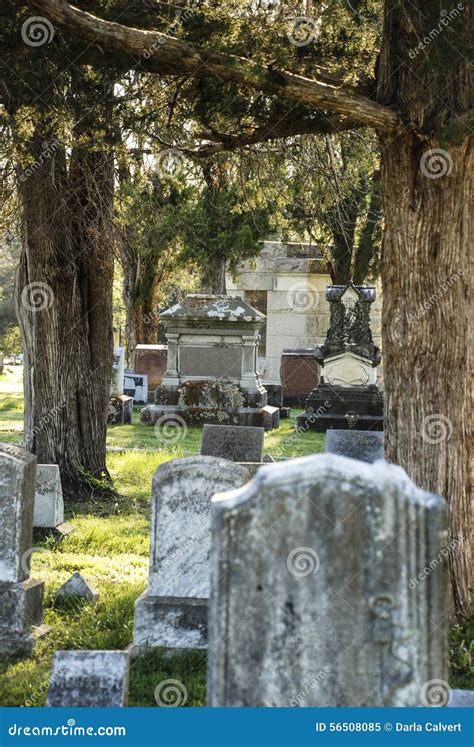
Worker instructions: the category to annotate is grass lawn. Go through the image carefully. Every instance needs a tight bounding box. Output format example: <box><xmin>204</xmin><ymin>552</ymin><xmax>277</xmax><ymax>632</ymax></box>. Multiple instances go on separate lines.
<box><xmin>0</xmin><ymin>366</ymin><xmax>471</xmax><ymax>706</ymax></box>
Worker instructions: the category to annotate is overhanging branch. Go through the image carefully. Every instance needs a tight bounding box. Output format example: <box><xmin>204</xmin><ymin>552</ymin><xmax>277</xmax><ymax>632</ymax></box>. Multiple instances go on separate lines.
<box><xmin>28</xmin><ymin>0</ymin><xmax>402</xmax><ymax>134</ymax></box>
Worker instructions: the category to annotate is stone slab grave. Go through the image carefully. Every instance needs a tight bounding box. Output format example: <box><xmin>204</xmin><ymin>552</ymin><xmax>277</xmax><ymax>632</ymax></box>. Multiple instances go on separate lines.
<box><xmin>200</xmin><ymin>424</ymin><xmax>264</xmax><ymax>463</ymax></box>
<box><xmin>46</xmin><ymin>650</ymin><xmax>129</xmax><ymax>706</ymax></box>
<box><xmin>0</xmin><ymin>443</ymin><xmax>47</xmax><ymax>656</ymax></box>
<box><xmin>33</xmin><ymin>464</ymin><xmax>74</xmax><ymax>536</ymax></box>
<box><xmin>208</xmin><ymin>453</ymin><xmax>448</xmax><ymax>706</ymax></box>
<box><xmin>132</xmin><ymin>456</ymin><xmax>250</xmax><ymax>652</ymax></box>
<box><xmin>325</xmin><ymin>429</ymin><xmax>384</xmax><ymax>463</ymax></box>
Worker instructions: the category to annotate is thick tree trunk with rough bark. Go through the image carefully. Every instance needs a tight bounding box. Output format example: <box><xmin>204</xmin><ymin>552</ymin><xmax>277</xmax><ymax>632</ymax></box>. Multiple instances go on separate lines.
<box><xmin>15</xmin><ymin>131</ymin><xmax>114</xmax><ymax>495</ymax></box>
<box><xmin>378</xmin><ymin>0</ymin><xmax>473</xmax><ymax>617</ymax></box>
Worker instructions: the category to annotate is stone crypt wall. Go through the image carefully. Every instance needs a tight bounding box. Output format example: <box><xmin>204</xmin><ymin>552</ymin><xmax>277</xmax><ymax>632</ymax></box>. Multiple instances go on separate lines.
<box><xmin>226</xmin><ymin>241</ymin><xmax>382</xmax><ymax>384</ymax></box>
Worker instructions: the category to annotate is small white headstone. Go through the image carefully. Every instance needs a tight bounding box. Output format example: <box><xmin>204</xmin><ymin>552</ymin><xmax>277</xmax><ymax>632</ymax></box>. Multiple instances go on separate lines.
<box><xmin>33</xmin><ymin>464</ymin><xmax>64</xmax><ymax>528</ymax></box>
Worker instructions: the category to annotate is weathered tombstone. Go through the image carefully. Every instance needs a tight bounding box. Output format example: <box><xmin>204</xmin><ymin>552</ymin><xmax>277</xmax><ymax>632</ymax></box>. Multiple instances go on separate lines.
<box><xmin>110</xmin><ymin>346</ymin><xmax>125</xmax><ymax>397</ymax></box>
<box><xmin>325</xmin><ymin>429</ymin><xmax>384</xmax><ymax>463</ymax></box>
<box><xmin>0</xmin><ymin>443</ymin><xmax>46</xmax><ymax>655</ymax></box>
<box><xmin>46</xmin><ymin>650</ymin><xmax>129</xmax><ymax>706</ymax></box>
<box><xmin>108</xmin><ymin>394</ymin><xmax>133</xmax><ymax>425</ymax></box>
<box><xmin>132</xmin><ymin>456</ymin><xmax>250</xmax><ymax>652</ymax></box>
<box><xmin>201</xmin><ymin>425</ymin><xmax>264</xmax><ymax>463</ymax></box>
<box><xmin>33</xmin><ymin>465</ymin><xmax>63</xmax><ymax>528</ymax></box>
<box><xmin>208</xmin><ymin>454</ymin><xmax>448</xmax><ymax>706</ymax></box>
<box><xmin>56</xmin><ymin>572</ymin><xmax>99</xmax><ymax>603</ymax></box>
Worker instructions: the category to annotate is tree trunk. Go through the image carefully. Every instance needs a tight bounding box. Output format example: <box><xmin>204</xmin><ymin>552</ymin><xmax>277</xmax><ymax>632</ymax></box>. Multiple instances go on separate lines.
<box><xmin>15</xmin><ymin>129</ymin><xmax>114</xmax><ymax>495</ymax></box>
<box><xmin>378</xmin><ymin>0</ymin><xmax>473</xmax><ymax>616</ymax></box>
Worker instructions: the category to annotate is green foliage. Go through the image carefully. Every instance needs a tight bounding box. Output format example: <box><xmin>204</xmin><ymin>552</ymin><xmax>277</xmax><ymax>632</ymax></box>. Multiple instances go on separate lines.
<box><xmin>449</xmin><ymin>622</ymin><xmax>474</xmax><ymax>690</ymax></box>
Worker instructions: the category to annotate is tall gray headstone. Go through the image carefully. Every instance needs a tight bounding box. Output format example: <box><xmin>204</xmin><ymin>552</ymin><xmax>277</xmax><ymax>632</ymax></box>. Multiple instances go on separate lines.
<box><xmin>201</xmin><ymin>424</ymin><xmax>264</xmax><ymax>463</ymax></box>
<box><xmin>208</xmin><ymin>454</ymin><xmax>448</xmax><ymax>706</ymax></box>
<box><xmin>46</xmin><ymin>650</ymin><xmax>129</xmax><ymax>706</ymax></box>
<box><xmin>132</xmin><ymin>456</ymin><xmax>250</xmax><ymax>652</ymax></box>
<box><xmin>33</xmin><ymin>464</ymin><xmax>64</xmax><ymax>528</ymax></box>
<box><xmin>325</xmin><ymin>429</ymin><xmax>384</xmax><ymax>463</ymax></box>
<box><xmin>0</xmin><ymin>443</ymin><xmax>45</xmax><ymax>655</ymax></box>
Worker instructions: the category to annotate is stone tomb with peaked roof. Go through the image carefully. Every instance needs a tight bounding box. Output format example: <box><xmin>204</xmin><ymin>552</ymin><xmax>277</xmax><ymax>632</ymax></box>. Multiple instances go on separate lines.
<box><xmin>140</xmin><ymin>294</ymin><xmax>277</xmax><ymax>428</ymax></box>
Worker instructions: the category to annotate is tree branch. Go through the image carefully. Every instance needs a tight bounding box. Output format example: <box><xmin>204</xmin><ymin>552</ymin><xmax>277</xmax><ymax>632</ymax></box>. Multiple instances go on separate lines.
<box><xmin>28</xmin><ymin>0</ymin><xmax>402</xmax><ymax>134</ymax></box>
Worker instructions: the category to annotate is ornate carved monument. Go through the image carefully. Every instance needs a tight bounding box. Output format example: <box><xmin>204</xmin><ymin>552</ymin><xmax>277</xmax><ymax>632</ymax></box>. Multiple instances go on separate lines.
<box><xmin>296</xmin><ymin>284</ymin><xmax>383</xmax><ymax>431</ymax></box>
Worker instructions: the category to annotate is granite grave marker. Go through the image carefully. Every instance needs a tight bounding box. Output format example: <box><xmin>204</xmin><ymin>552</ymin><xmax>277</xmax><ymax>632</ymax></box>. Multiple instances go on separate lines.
<box><xmin>200</xmin><ymin>425</ymin><xmax>264</xmax><ymax>463</ymax></box>
<box><xmin>46</xmin><ymin>650</ymin><xmax>129</xmax><ymax>706</ymax></box>
<box><xmin>132</xmin><ymin>456</ymin><xmax>250</xmax><ymax>652</ymax></box>
<box><xmin>325</xmin><ymin>429</ymin><xmax>384</xmax><ymax>463</ymax></box>
<box><xmin>208</xmin><ymin>454</ymin><xmax>448</xmax><ymax>706</ymax></box>
<box><xmin>0</xmin><ymin>443</ymin><xmax>46</xmax><ymax>656</ymax></box>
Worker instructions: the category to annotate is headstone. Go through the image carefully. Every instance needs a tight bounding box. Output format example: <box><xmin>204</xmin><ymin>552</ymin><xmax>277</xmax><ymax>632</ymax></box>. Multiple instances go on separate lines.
<box><xmin>296</xmin><ymin>285</ymin><xmax>383</xmax><ymax>431</ymax></box>
<box><xmin>448</xmin><ymin>690</ymin><xmax>474</xmax><ymax>707</ymax></box>
<box><xmin>201</xmin><ymin>425</ymin><xmax>264</xmax><ymax>463</ymax></box>
<box><xmin>281</xmin><ymin>349</ymin><xmax>321</xmax><ymax>407</ymax></box>
<box><xmin>325</xmin><ymin>429</ymin><xmax>384</xmax><ymax>463</ymax></box>
<box><xmin>46</xmin><ymin>650</ymin><xmax>129</xmax><ymax>706</ymax></box>
<box><xmin>133</xmin><ymin>344</ymin><xmax>168</xmax><ymax>394</ymax></box>
<box><xmin>261</xmin><ymin>405</ymin><xmax>280</xmax><ymax>431</ymax></box>
<box><xmin>33</xmin><ymin>464</ymin><xmax>64</xmax><ymax>528</ymax></box>
<box><xmin>123</xmin><ymin>371</ymin><xmax>148</xmax><ymax>404</ymax></box>
<box><xmin>108</xmin><ymin>394</ymin><xmax>133</xmax><ymax>425</ymax></box>
<box><xmin>110</xmin><ymin>346</ymin><xmax>125</xmax><ymax>397</ymax></box>
<box><xmin>208</xmin><ymin>454</ymin><xmax>448</xmax><ymax>706</ymax></box>
<box><xmin>56</xmin><ymin>572</ymin><xmax>99</xmax><ymax>603</ymax></box>
<box><xmin>0</xmin><ymin>443</ymin><xmax>46</xmax><ymax>656</ymax></box>
<box><xmin>132</xmin><ymin>456</ymin><xmax>250</xmax><ymax>652</ymax></box>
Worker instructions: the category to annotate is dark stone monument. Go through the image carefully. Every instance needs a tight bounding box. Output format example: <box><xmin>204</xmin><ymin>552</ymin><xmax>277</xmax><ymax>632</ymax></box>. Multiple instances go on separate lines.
<box><xmin>201</xmin><ymin>425</ymin><xmax>264</xmax><ymax>463</ymax></box>
<box><xmin>46</xmin><ymin>650</ymin><xmax>129</xmax><ymax>706</ymax></box>
<box><xmin>325</xmin><ymin>429</ymin><xmax>384</xmax><ymax>463</ymax></box>
<box><xmin>296</xmin><ymin>285</ymin><xmax>383</xmax><ymax>432</ymax></box>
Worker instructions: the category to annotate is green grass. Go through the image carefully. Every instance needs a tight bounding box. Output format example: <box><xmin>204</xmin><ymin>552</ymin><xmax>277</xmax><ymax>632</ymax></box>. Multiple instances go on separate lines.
<box><xmin>0</xmin><ymin>367</ymin><xmax>471</xmax><ymax>706</ymax></box>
